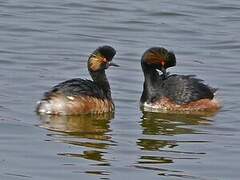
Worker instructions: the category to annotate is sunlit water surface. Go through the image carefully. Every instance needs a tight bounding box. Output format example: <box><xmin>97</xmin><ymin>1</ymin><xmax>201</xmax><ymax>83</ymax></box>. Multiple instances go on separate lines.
<box><xmin>0</xmin><ymin>0</ymin><xmax>240</xmax><ymax>179</ymax></box>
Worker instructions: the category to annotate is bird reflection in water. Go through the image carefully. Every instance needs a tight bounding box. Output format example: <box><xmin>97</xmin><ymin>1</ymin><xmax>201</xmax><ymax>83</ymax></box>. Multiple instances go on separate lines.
<box><xmin>136</xmin><ymin>111</ymin><xmax>217</xmax><ymax>177</ymax></box>
<box><xmin>38</xmin><ymin>113</ymin><xmax>114</xmax><ymax>165</ymax></box>
<box><xmin>140</xmin><ymin>111</ymin><xmax>215</xmax><ymax>137</ymax></box>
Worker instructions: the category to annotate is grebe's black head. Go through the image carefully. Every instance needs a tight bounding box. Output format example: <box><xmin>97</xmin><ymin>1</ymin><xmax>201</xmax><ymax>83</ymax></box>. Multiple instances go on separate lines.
<box><xmin>141</xmin><ymin>47</ymin><xmax>176</xmax><ymax>75</ymax></box>
<box><xmin>88</xmin><ymin>45</ymin><xmax>118</xmax><ymax>72</ymax></box>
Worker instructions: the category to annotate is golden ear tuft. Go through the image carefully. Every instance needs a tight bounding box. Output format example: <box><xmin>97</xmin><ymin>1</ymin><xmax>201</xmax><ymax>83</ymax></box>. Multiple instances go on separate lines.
<box><xmin>144</xmin><ymin>51</ymin><xmax>166</xmax><ymax>65</ymax></box>
<box><xmin>89</xmin><ymin>57</ymin><xmax>102</xmax><ymax>71</ymax></box>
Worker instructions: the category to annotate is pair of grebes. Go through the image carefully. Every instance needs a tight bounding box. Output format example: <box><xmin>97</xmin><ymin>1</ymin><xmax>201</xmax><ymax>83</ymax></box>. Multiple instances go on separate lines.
<box><xmin>36</xmin><ymin>45</ymin><xmax>220</xmax><ymax>115</ymax></box>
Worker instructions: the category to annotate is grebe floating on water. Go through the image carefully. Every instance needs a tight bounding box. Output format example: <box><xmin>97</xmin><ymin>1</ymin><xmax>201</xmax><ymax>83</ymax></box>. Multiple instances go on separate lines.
<box><xmin>36</xmin><ymin>45</ymin><xmax>118</xmax><ymax>115</ymax></box>
<box><xmin>140</xmin><ymin>47</ymin><xmax>220</xmax><ymax>114</ymax></box>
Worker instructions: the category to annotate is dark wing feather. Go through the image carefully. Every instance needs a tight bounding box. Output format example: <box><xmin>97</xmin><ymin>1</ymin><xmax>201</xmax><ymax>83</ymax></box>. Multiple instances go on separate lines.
<box><xmin>43</xmin><ymin>78</ymin><xmax>105</xmax><ymax>99</ymax></box>
<box><xmin>161</xmin><ymin>74</ymin><xmax>216</xmax><ymax>104</ymax></box>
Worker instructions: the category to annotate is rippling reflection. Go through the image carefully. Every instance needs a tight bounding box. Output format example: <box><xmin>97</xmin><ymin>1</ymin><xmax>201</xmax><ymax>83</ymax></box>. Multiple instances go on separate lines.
<box><xmin>140</xmin><ymin>111</ymin><xmax>212</xmax><ymax>136</ymax></box>
<box><xmin>38</xmin><ymin>113</ymin><xmax>114</xmax><ymax>165</ymax></box>
<box><xmin>39</xmin><ymin>113</ymin><xmax>113</xmax><ymax>137</ymax></box>
<box><xmin>136</xmin><ymin>111</ymin><xmax>214</xmax><ymax>177</ymax></box>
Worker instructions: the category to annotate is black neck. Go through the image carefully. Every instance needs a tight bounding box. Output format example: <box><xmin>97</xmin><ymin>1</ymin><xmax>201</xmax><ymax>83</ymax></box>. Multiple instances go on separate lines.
<box><xmin>89</xmin><ymin>70</ymin><xmax>112</xmax><ymax>100</ymax></box>
<box><xmin>140</xmin><ymin>62</ymin><xmax>162</xmax><ymax>103</ymax></box>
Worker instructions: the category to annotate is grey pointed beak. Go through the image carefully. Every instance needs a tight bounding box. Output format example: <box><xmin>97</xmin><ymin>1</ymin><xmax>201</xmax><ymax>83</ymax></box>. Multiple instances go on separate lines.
<box><xmin>109</xmin><ymin>62</ymin><xmax>119</xmax><ymax>67</ymax></box>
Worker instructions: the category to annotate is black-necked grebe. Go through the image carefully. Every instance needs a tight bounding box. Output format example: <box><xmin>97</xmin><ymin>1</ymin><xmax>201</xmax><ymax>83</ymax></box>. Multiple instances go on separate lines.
<box><xmin>140</xmin><ymin>47</ymin><xmax>220</xmax><ymax>113</ymax></box>
<box><xmin>36</xmin><ymin>45</ymin><xmax>118</xmax><ymax>115</ymax></box>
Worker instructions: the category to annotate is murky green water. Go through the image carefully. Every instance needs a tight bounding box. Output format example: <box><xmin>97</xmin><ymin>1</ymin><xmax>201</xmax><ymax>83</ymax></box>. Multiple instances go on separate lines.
<box><xmin>0</xmin><ymin>0</ymin><xmax>240</xmax><ymax>179</ymax></box>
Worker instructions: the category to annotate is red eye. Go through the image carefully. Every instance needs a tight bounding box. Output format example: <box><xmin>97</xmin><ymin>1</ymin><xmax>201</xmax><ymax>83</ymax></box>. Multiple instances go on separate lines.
<box><xmin>160</xmin><ymin>61</ymin><xmax>165</xmax><ymax>66</ymax></box>
<box><xmin>102</xmin><ymin>58</ymin><xmax>107</xmax><ymax>63</ymax></box>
